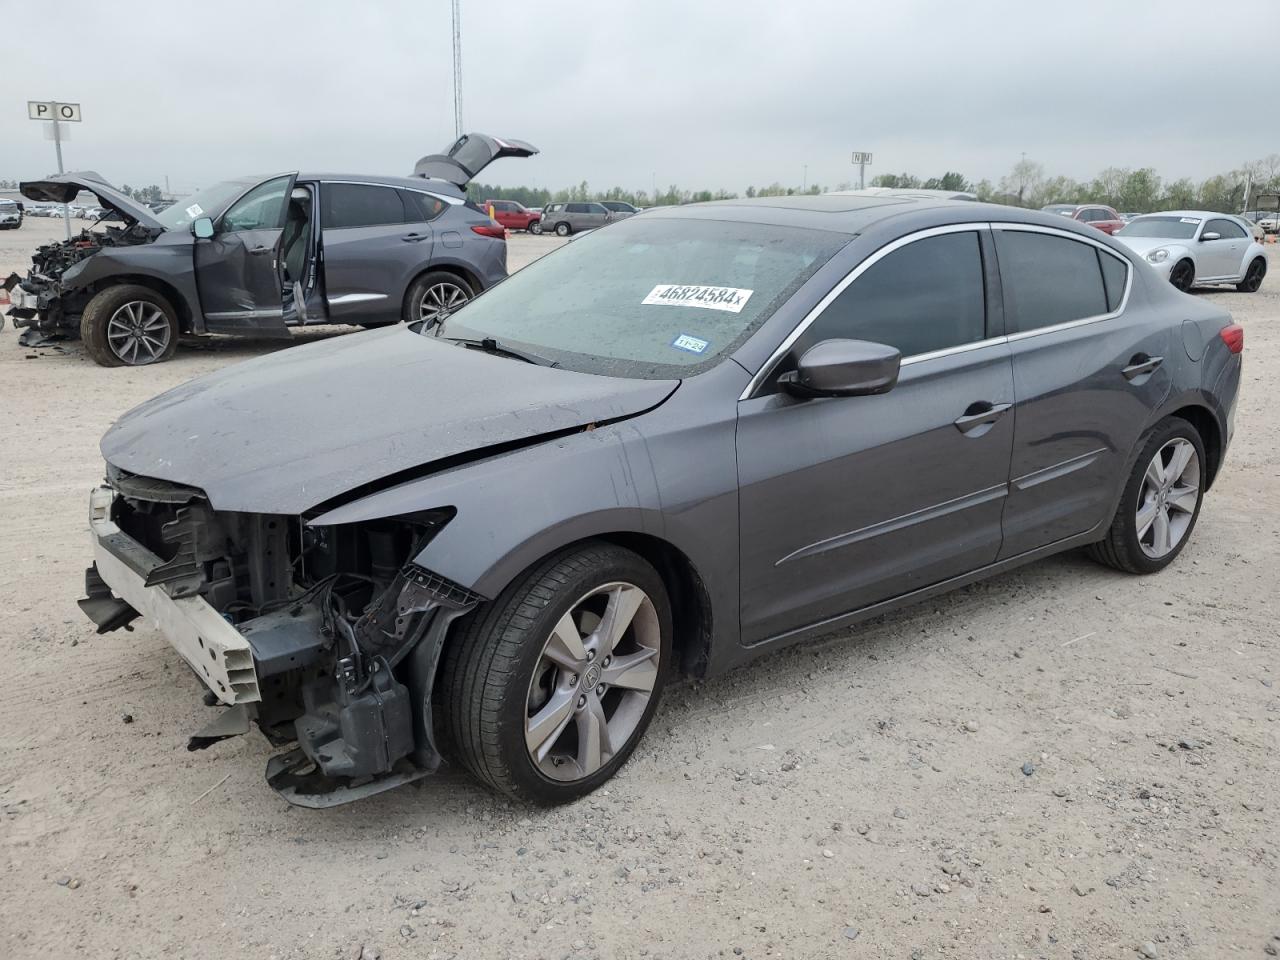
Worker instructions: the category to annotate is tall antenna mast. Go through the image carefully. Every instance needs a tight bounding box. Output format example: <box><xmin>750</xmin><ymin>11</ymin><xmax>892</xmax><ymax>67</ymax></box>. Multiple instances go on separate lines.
<box><xmin>451</xmin><ymin>0</ymin><xmax>463</xmax><ymax>139</ymax></box>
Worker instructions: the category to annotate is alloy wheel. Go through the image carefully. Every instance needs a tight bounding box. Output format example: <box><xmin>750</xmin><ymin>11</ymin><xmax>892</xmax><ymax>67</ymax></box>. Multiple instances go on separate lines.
<box><xmin>524</xmin><ymin>581</ymin><xmax>661</xmax><ymax>782</ymax></box>
<box><xmin>418</xmin><ymin>282</ymin><xmax>469</xmax><ymax>324</ymax></box>
<box><xmin>1241</xmin><ymin>260</ymin><xmax>1265</xmax><ymax>292</ymax></box>
<box><xmin>106</xmin><ymin>301</ymin><xmax>171</xmax><ymax>365</ymax></box>
<box><xmin>1170</xmin><ymin>261</ymin><xmax>1194</xmax><ymax>292</ymax></box>
<box><xmin>1136</xmin><ymin>437</ymin><xmax>1200</xmax><ymax>559</ymax></box>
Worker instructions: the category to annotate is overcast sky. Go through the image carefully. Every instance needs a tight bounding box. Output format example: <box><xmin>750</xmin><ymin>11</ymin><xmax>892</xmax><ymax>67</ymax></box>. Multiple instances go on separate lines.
<box><xmin>3</xmin><ymin>0</ymin><xmax>1277</xmax><ymax>195</ymax></box>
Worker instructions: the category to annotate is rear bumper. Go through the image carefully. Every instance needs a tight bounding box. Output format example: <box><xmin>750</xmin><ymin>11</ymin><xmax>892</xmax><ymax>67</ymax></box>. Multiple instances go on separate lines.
<box><xmin>86</xmin><ymin>486</ymin><xmax>261</xmax><ymax>704</ymax></box>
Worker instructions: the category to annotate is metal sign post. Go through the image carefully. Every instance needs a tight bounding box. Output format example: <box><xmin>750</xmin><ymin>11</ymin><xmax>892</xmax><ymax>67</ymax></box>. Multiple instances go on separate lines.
<box><xmin>27</xmin><ymin>101</ymin><xmax>82</xmax><ymax>240</ymax></box>
<box><xmin>851</xmin><ymin>151</ymin><xmax>873</xmax><ymax>190</ymax></box>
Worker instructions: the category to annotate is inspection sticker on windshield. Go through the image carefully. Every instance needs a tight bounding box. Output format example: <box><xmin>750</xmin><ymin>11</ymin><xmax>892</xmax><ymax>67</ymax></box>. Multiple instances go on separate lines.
<box><xmin>185</xmin><ymin>203</ymin><xmax>203</xmax><ymax>218</ymax></box>
<box><xmin>671</xmin><ymin>334</ymin><xmax>710</xmax><ymax>354</ymax></box>
<box><xmin>1180</xmin><ymin>217</ymin><xmax>1200</xmax><ymax>224</ymax></box>
<box><xmin>643</xmin><ymin>284</ymin><xmax>753</xmax><ymax>313</ymax></box>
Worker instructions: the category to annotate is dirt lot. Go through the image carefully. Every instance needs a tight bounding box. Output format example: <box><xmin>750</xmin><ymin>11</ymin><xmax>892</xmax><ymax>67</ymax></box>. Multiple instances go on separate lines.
<box><xmin>1</xmin><ymin>216</ymin><xmax>1276</xmax><ymax>960</ymax></box>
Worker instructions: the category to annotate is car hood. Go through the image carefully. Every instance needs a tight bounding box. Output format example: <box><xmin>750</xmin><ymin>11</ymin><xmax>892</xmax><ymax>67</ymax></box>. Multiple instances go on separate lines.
<box><xmin>101</xmin><ymin>327</ymin><xmax>678</xmax><ymax>514</ymax></box>
<box><xmin>20</xmin><ymin>171</ymin><xmax>164</xmax><ymax>230</ymax></box>
<box><xmin>1113</xmin><ymin>236</ymin><xmax>1187</xmax><ymax>255</ymax></box>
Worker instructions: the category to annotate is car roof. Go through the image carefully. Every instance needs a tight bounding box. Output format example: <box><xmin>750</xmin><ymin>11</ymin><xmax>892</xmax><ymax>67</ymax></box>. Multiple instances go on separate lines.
<box><xmin>297</xmin><ymin>172</ymin><xmax>465</xmax><ymax>196</ymax></box>
<box><xmin>640</xmin><ymin>193</ymin><xmax>1086</xmax><ymax>236</ymax></box>
<box><xmin>1134</xmin><ymin>210</ymin><xmax>1220</xmax><ymax>219</ymax></box>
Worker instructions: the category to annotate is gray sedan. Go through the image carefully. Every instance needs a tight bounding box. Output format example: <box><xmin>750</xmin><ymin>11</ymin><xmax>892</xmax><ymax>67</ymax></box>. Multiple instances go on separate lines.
<box><xmin>79</xmin><ymin>196</ymin><xmax>1242</xmax><ymax>806</ymax></box>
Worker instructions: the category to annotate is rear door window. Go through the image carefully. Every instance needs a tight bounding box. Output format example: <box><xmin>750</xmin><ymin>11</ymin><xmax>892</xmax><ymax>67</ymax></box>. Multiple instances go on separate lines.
<box><xmin>994</xmin><ymin>230</ymin><xmax>1109</xmax><ymax>333</ymax></box>
<box><xmin>805</xmin><ymin>231</ymin><xmax>987</xmax><ymax>357</ymax></box>
<box><xmin>321</xmin><ymin>183</ymin><xmax>408</xmax><ymax>229</ymax></box>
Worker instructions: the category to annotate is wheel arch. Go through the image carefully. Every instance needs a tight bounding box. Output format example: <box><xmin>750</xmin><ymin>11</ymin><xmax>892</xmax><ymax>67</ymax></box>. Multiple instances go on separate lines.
<box><xmin>1166</xmin><ymin>403</ymin><xmax>1223</xmax><ymax>489</ymax></box>
<box><xmin>86</xmin><ymin>274</ymin><xmax>194</xmax><ymax>333</ymax></box>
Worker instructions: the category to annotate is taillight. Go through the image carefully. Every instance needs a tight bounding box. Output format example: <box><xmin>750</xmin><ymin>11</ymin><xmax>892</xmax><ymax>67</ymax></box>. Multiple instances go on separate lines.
<box><xmin>1220</xmin><ymin>324</ymin><xmax>1244</xmax><ymax>354</ymax></box>
<box><xmin>471</xmin><ymin>223</ymin><xmax>506</xmax><ymax>239</ymax></box>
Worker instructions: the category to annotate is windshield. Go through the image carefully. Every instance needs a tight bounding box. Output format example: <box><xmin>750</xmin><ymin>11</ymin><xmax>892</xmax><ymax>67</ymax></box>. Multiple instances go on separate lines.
<box><xmin>433</xmin><ymin>216</ymin><xmax>848</xmax><ymax>379</ymax></box>
<box><xmin>153</xmin><ymin>178</ymin><xmax>260</xmax><ymax>230</ymax></box>
<box><xmin>1118</xmin><ymin>216</ymin><xmax>1201</xmax><ymax>239</ymax></box>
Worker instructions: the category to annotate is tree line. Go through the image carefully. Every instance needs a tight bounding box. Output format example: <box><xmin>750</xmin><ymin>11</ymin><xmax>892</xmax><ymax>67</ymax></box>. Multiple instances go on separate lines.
<box><xmin>469</xmin><ymin>153</ymin><xmax>1280</xmax><ymax>214</ymax></box>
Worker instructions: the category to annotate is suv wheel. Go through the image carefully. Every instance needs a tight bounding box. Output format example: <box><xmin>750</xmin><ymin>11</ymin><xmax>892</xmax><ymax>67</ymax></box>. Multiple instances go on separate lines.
<box><xmin>81</xmin><ymin>284</ymin><xmax>179</xmax><ymax>367</ymax></box>
<box><xmin>1087</xmin><ymin>417</ymin><xmax>1205</xmax><ymax>574</ymax></box>
<box><xmin>529</xmin><ymin>221</ymin><xmax>543</xmax><ymax>235</ymax></box>
<box><xmin>404</xmin><ymin>271</ymin><xmax>475</xmax><ymax>325</ymax></box>
<box><xmin>555</xmin><ymin>222</ymin><xmax>571</xmax><ymax>238</ymax></box>
<box><xmin>439</xmin><ymin>542</ymin><xmax>671</xmax><ymax>803</ymax></box>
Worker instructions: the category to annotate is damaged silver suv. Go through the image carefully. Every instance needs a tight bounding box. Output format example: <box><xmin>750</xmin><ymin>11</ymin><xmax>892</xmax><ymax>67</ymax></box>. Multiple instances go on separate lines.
<box><xmin>3</xmin><ymin>133</ymin><xmax>535</xmax><ymax>365</ymax></box>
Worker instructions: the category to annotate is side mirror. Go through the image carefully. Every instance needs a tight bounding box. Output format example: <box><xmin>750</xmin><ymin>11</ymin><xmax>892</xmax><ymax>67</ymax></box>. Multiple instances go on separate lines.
<box><xmin>1200</xmin><ymin>231</ymin><xmax>1221</xmax><ymax>242</ymax></box>
<box><xmin>192</xmin><ymin>217</ymin><xmax>215</xmax><ymax>239</ymax></box>
<box><xmin>779</xmin><ymin>338</ymin><xmax>901</xmax><ymax>398</ymax></box>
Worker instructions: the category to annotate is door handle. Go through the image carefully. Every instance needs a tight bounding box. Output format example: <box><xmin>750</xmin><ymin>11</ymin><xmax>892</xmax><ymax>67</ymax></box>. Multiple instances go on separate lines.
<box><xmin>1122</xmin><ymin>354</ymin><xmax>1163</xmax><ymax>381</ymax></box>
<box><xmin>953</xmin><ymin>401</ymin><xmax>1012</xmax><ymax>435</ymax></box>
<box><xmin>401</xmin><ymin>233</ymin><xmax>429</xmax><ymax>242</ymax></box>
<box><xmin>248</xmin><ymin>246</ymin><xmax>271</xmax><ymax>256</ymax></box>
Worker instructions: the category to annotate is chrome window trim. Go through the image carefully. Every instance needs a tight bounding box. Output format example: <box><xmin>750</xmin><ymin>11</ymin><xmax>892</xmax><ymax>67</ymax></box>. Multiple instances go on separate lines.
<box><xmin>738</xmin><ymin>223</ymin><xmax>984</xmax><ymax>400</ymax></box>
<box><xmin>318</xmin><ymin>179</ymin><xmax>463</xmax><ymax>206</ymax></box>
<box><xmin>739</xmin><ymin>220</ymin><xmax>1135</xmax><ymax>401</ymax></box>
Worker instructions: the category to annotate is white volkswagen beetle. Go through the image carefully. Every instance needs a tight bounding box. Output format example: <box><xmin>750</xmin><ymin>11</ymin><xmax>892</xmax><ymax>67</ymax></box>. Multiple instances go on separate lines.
<box><xmin>1115</xmin><ymin>211</ymin><xmax>1268</xmax><ymax>293</ymax></box>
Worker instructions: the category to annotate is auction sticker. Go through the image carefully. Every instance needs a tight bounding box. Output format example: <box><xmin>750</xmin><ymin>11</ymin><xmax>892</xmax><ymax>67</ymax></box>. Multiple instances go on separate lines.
<box><xmin>186</xmin><ymin>203</ymin><xmax>204</xmax><ymax>218</ymax></box>
<box><xmin>671</xmin><ymin>333</ymin><xmax>710</xmax><ymax>354</ymax></box>
<box><xmin>643</xmin><ymin>284</ymin><xmax>753</xmax><ymax>313</ymax></box>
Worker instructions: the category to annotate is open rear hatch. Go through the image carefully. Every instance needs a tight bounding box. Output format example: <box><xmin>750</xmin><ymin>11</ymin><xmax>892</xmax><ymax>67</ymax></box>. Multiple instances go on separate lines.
<box><xmin>412</xmin><ymin>133</ymin><xmax>538</xmax><ymax>188</ymax></box>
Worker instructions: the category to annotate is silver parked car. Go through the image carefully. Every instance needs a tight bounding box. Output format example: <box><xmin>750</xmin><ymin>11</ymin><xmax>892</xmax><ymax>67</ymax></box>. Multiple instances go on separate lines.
<box><xmin>538</xmin><ymin>201</ymin><xmax>613</xmax><ymax>236</ymax></box>
<box><xmin>599</xmin><ymin>200</ymin><xmax>640</xmax><ymax>219</ymax></box>
<box><xmin>1114</xmin><ymin>211</ymin><xmax>1268</xmax><ymax>292</ymax></box>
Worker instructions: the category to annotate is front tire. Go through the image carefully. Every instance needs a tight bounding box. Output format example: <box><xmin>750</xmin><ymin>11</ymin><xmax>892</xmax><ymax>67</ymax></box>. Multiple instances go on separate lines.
<box><xmin>439</xmin><ymin>542</ymin><xmax>672</xmax><ymax>803</ymax></box>
<box><xmin>1236</xmin><ymin>257</ymin><xmax>1266</xmax><ymax>293</ymax></box>
<box><xmin>1169</xmin><ymin>259</ymin><xmax>1195</xmax><ymax>292</ymax></box>
<box><xmin>529</xmin><ymin>221</ymin><xmax>542</xmax><ymax>235</ymax></box>
<box><xmin>554</xmin><ymin>222</ymin><xmax>571</xmax><ymax>237</ymax></box>
<box><xmin>1087</xmin><ymin>417</ymin><xmax>1205</xmax><ymax>574</ymax></box>
<box><xmin>80</xmin><ymin>285</ymin><xmax>179</xmax><ymax>367</ymax></box>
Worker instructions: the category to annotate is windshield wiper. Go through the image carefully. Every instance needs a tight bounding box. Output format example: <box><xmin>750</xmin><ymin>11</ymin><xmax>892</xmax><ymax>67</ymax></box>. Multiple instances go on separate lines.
<box><xmin>444</xmin><ymin>336</ymin><xmax>558</xmax><ymax>367</ymax></box>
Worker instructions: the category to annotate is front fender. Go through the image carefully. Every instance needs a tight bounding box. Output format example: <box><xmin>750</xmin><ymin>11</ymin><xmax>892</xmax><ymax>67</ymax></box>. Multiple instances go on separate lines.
<box><xmin>61</xmin><ymin>241</ymin><xmax>205</xmax><ymax>332</ymax></box>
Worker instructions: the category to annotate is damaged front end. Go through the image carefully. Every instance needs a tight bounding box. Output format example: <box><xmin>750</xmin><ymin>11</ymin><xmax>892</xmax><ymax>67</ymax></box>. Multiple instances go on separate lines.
<box><xmin>4</xmin><ymin>223</ymin><xmax>159</xmax><ymax>343</ymax></box>
<box><xmin>80</xmin><ymin>468</ymin><xmax>481</xmax><ymax>807</ymax></box>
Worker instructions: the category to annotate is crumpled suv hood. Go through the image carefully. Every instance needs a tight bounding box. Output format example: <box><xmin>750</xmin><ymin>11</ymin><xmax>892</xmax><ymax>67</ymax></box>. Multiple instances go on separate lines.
<box><xmin>21</xmin><ymin>171</ymin><xmax>165</xmax><ymax>231</ymax></box>
<box><xmin>101</xmin><ymin>327</ymin><xmax>678</xmax><ymax>514</ymax></box>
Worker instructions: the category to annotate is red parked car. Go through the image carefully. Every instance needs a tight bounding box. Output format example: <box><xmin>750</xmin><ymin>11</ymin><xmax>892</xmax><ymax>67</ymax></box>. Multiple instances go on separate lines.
<box><xmin>1041</xmin><ymin>203</ymin><xmax>1125</xmax><ymax>235</ymax></box>
<box><xmin>484</xmin><ymin>199</ymin><xmax>540</xmax><ymax>232</ymax></box>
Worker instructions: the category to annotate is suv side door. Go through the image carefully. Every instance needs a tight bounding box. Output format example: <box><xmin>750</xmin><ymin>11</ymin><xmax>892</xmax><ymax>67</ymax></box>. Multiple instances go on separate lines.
<box><xmin>1199</xmin><ymin>217</ymin><xmax>1249</xmax><ymax>278</ymax></box>
<box><xmin>736</xmin><ymin>226</ymin><xmax>1015</xmax><ymax>645</ymax></box>
<box><xmin>319</xmin><ymin>181</ymin><xmax>438</xmax><ymax>325</ymax></box>
<box><xmin>995</xmin><ymin>224</ymin><xmax>1170</xmax><ymax>558</ymax></box>
<box><xmin>194</xmin><ymin>175</ymin><xmax>294</xmax><ymax>336</ymax></box>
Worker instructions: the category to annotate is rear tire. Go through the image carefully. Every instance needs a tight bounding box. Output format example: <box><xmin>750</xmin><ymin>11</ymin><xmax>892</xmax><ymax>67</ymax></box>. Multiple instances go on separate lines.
<box><xmin>80</xmin><ymin>284</ymin><xmax>179</xmax><ymax>367</ymax></box>
<box><xmin>402</xmin><ymin>271</ymin><xmax>475</xmax><ymax>325</ymax></box>
<box><xmin>1236</xmin><ymin>257</ymin><xmax>1266</xmax><ymax>293</ymax></box>
<box><xmin>438</xmin><ymin>542</ymin><xmax>672</xmax><ymax>803</ymax></box>
<box><xmin>555</xmin><ymin>222</ymin><xmax>571</xmax><ymax>237</ymax></box>
<box><xmin>1087</xmin><ymin>417</ymin><xmax>1206</xmax><ymax>574</ymax></box>
<box><xmin>1169</xmin><ymin>259</ymin><xmax>1195</xmax><ymax>292</ymax></box>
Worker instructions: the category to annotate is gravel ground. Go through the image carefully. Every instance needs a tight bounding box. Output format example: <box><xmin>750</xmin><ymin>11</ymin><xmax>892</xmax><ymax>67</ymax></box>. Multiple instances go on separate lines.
<box><xmin>1</xmin><ymin>218</ymin><xmax>1276</xmax><ymax>960</ymax></box>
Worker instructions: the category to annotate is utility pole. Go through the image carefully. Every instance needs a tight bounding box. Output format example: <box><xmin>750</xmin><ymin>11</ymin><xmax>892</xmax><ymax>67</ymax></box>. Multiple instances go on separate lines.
<box><xmin>451</xmin><ymin>0</ymin><xmax>463</xmax><ymax>139</ymax></box>
<box><xmin>803</xmin><ymin>164</ymin><xmax>807</xmax><ymax>192</ymax></box>
<box><xmin>52</xmin><ymin>116</ymin><xmax>69</xmax><ymax>240</ymax></box>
